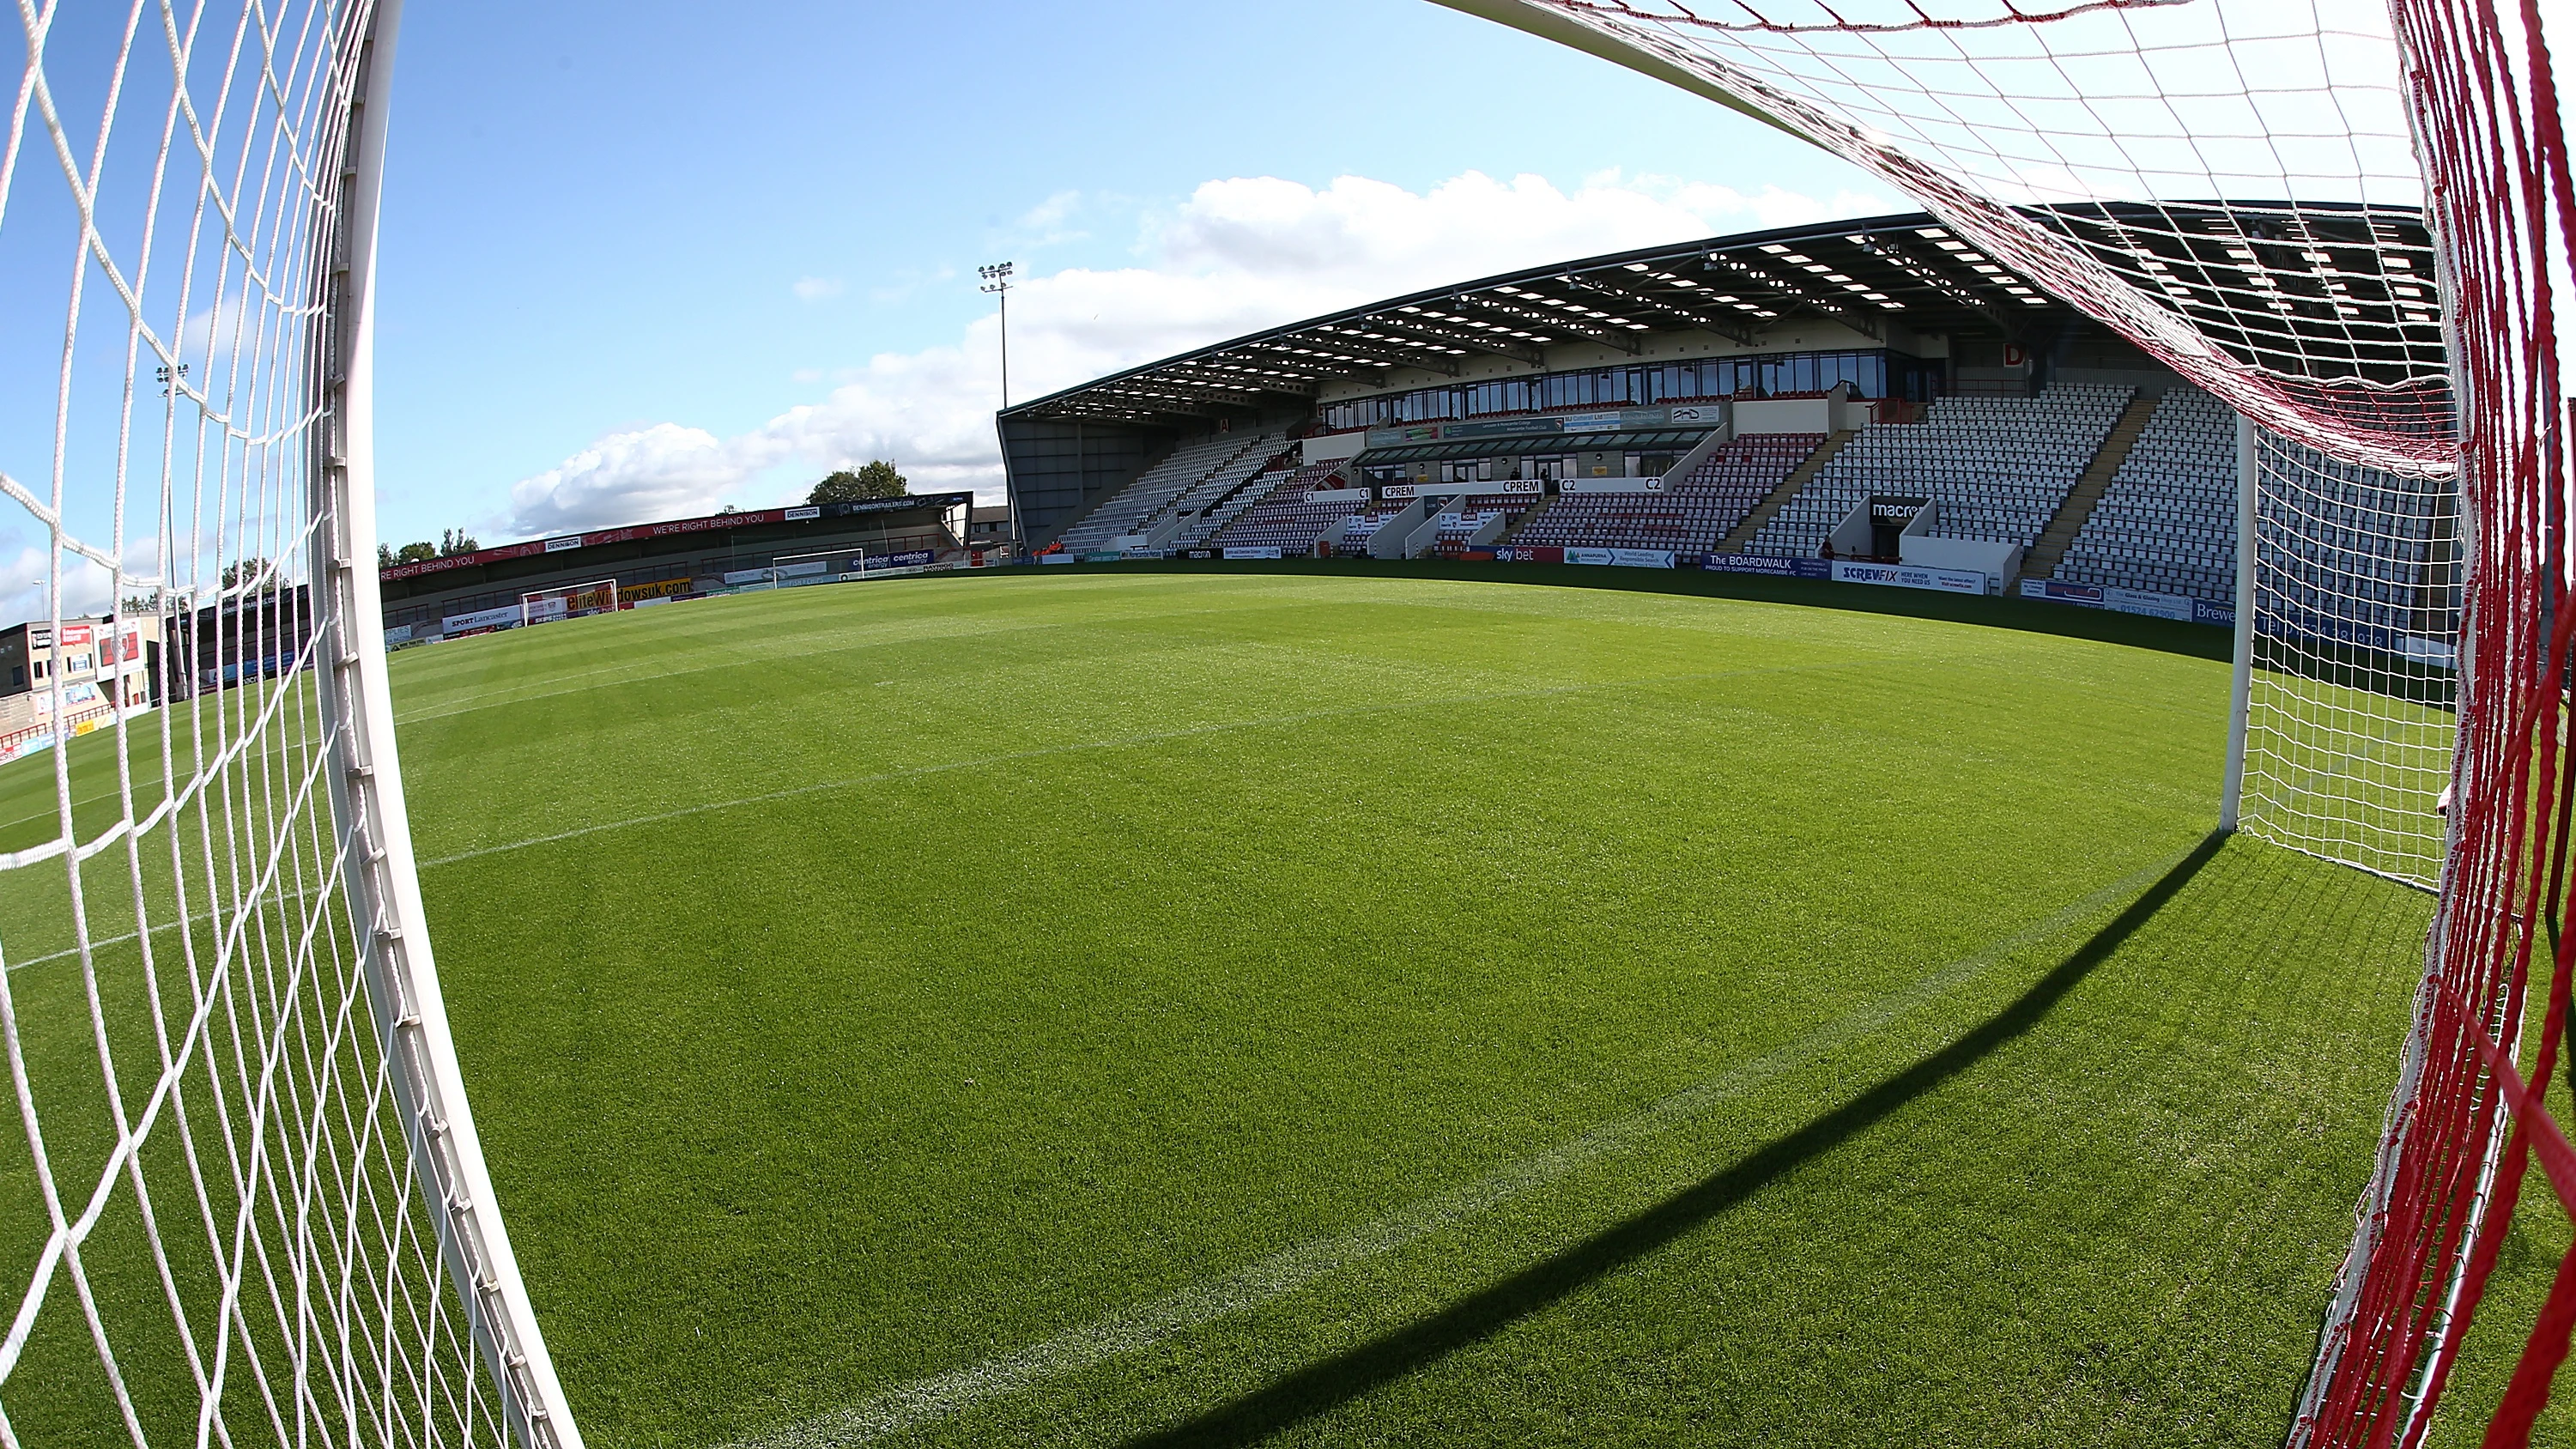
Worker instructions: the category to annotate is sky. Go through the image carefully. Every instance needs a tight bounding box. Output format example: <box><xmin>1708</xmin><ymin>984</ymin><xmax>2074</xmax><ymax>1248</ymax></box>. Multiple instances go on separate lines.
<box><xmin>367</xmin><ymin>0</ymin><xmax>1893</xmax><ymax>547</ymax></box>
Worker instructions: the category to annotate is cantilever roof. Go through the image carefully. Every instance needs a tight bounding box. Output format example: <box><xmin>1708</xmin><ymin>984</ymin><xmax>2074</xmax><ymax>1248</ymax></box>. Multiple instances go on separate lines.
<box><xmin>1000</xmin><ymin>203</ymin><xmax>2441</xmax><ymax>430</ymax></box>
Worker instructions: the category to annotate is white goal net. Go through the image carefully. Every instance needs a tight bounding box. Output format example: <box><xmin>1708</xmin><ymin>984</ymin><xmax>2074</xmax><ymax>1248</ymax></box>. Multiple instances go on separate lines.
<box><xmin>2234</xmin><ymin>424</ymin><xmax>2459</xmax><ymax>890</ymax></box>
<box><xmin>0</xmin><ymin>3</ymin><xmax>575</xmax><ymax>1447</ymax></box>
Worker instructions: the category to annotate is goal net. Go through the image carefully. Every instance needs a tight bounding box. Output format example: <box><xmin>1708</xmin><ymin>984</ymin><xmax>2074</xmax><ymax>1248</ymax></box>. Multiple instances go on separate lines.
<box><xmin>2234</xmin><ymin>426</ymin><xmax>2461</xmax><ymax>890</ymax></box>
<box><xmin>520</xmin><ymin>580</ymin><xmax>620</xmax><ymax>627</ymax></box>
<box><xmin>1435</xmin><ymin>0</ymin><xmax>2572</xmax><ymax>1442</ymax></box>
<box><xmin>0</xmin><ymin>2</ymin><xmax>576</xmax><ymax>1447</ymax></box>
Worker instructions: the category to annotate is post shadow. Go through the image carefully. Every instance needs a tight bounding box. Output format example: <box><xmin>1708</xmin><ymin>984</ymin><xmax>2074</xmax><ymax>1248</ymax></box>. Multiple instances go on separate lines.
<box><xmin>1118</xmin><ymin>830</ymin><xmax>2231</xmax><ymax>1449</ymax></box>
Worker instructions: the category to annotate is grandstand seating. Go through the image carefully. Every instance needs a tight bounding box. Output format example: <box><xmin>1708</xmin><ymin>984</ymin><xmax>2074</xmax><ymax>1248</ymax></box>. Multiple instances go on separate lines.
<box><xmin>1332</xmin><ymin>505</ymin><xmax>1411</xmax><ymax>557</ymax></box>
<box><xmin>1153</xmin><ymin>441</ymin><xmax>1291</xmax><ymax>544</ymax></box>
<box><xmin>1054</xmin><ymin>430</ymin><xmax>1280</xmax><ymax>554</ymax></box>
<box><xmin>2258</xmin><ymin>446</ymin><xmax>2453</xmax><ymax>652</ymax></box>
<box><xmin>1207</xmin><ymin>464</ymin><xmax>1363</xmax><ymax>551</ymax></box>
<box><xmin>2053</xmin><ymin>387</ymin><xmax>2238</xmax><ymax>602</ymax></box>
<box><xmin>1177</xmin><ymin>469</ymin><xmax>1290</xmax><ymax>547</ymax></box>
<box><xmin>1748</xmin><ymin>387</ymin><xmax>2131</xmax><ymax>558</ymax></box>
<box><xmin>1514</xmin><ymin>433</ymin><xmax>1822</xmax><ymax>555</ymax></box>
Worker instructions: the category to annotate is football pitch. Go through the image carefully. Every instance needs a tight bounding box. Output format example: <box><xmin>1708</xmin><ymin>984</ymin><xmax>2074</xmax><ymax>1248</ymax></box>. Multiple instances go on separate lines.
<box><xmin>6</xmin><ymin>567</ymin><xmax>2570</xmax><ymax>1445</ymax></box>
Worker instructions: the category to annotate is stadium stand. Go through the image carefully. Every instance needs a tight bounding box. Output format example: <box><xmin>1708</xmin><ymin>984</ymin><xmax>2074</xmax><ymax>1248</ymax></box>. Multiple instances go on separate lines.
<box><xmin>1208</xmin><ymin>467</ymin><xmax>1363</xmax><ymax>553</ymax></box>
<box><xmin>1749</xmin><ymin>386</ymin><xmax>2131</xmax><ymax>558</ymax></box>
<box><xmin>1054</xmin><ymin>431</ymin><xmax>1281</xmax><ymax>555</ymax></box>
<box><xmin>2052</xmin><ymin>388</ymin><xmax>2239</xmax><ymax>603</ymax></box>
<box><xmin>1513</xmin><ymin>433</ymin><xmax>1825</xmax><ymax>555</ymax></box>
<box><xmin>1333</xmin><ymin>503</ymin><xmax>1412</xmax><ymax>557</ymax></box>
<box><xmin>2258</xmin><ymin>444</ymin><xmax>2456</xmax><ymax>653</ymax></box>
<box><xmin>1146</xmin><ymin>440</ymin><xmax>1294</xmax><ymax>545</ymax></box>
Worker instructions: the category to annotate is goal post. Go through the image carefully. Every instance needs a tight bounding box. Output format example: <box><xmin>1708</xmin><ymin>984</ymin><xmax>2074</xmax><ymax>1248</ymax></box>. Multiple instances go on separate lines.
<box><xmin>0</xmin><ymin>0</ymin><xmax>580</xmax><ymax>1444</ymax></box>
<box><xmin>2221</xmin><ymin>413</ymin><xmax>2258</xmax><ymax>835</ymax></box>
<box><xmin>520</xmin><ymin>579</ymin><xmax>621</xmax><ymax>626</ymax></box>
<box><xmin>324</xmin><ymin>8</ymin><xmax>585</xmax><ymax>1444</ymax></box>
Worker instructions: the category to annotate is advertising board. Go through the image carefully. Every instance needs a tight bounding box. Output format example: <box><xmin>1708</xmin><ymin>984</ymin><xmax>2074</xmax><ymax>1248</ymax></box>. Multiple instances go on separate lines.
<box><xmin>784</xmin><ymin>505</ymin><xmax>821</xmax><ymax>522</ymax></box>
<box><xmin>2193</xmin><ymin>599</ymin><xmax>2237</xmax><ymax>628</ymax></box>
<box><xmin>1563</xmin><ymin>548</ymin><xmax>1676</xmax><ymax>568</ymax></box>
<box><xmin>859</xmin><ymin>549</ymin><xmax>936</xmax><ymax>572</ymax></box>
<box><xmin>1702</xmin><ymin>554</ymin><xmax>1832</xmax><ymax>579</ymax></box>
<box><xmin>2019</xmin><ymin>579</ymin><xmax>2104</xmax><ymax>605</ymax></box>
<box><xmin>0</xmin><ymin>730</ymin><xmax>56</xmax><ymax>766</ymax></box>
<box><xmin>440</xmin><ymin>604</ymin><xmax>524</xmax><ymax>635</ymax></box>
<box><xmin>1223</xmin><ymin>546</ymin><xmax>1282</xmax><ymax>561</ymax></box>
<box><xmin>1490</xmin><ymin>545</ymin><xmax>1564</xmax><ymax>564</ymax></box>
<box><xmin>542</xmin><ymin>535</ymin><xmax>582</xmax><ymax>554</ymax></box>
<box><xmin>1830</xmin><ymin>561</ymin><xmax>1987</xmax><ymax>595</ymax></box>
<box><xmin>2102</xmin><ymin>587</ymin><xmax>2196</xmax><ymax>622</ymax></box>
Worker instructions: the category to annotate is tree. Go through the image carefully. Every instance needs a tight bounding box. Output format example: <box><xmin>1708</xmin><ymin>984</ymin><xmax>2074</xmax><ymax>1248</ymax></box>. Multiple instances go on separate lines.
<box><xmin>221</xmin><ymin>557</ymin><xmax>273</xmax><ymax>594</ymax></box>
<box><xmin>394</xmin><ymin>541</ymin><xmax>438</xmax><ymax>564</ymax></box>
<box><xmin>377</xmin><ymin>543</ymin><xmax>396</xmax><ymax>571</ymax></box>
<box><xmin>809</xmin><ymin>460</ymin><xmax>906</xmax><ymax>506</ymax></box>
<box><xmin>439</xmin><ymin>528</ymin><xmax>480</xmax><ymax>556</ymax></box>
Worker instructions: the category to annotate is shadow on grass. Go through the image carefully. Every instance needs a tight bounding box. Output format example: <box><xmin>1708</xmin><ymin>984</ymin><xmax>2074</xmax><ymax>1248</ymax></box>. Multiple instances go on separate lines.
<box><xmin>1118</xmin><ymin>831</ymin><xmax>2230</xmax><ymax>1449</ymax></box>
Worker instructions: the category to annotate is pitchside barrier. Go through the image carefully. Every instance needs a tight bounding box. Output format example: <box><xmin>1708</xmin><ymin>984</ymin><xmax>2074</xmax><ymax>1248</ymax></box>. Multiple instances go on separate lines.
<box><xmin>1139</xmin><ymin>543</ymin><xmax>2246</xmax><ymax>622</ymax></box>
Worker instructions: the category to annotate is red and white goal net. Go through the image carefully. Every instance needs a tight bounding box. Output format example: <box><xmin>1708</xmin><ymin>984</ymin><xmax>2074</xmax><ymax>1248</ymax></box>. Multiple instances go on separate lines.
<box><xmin>1438</xmin><ymin>0</ymin><xmax>2576</xmax><ymax>1441</ymax></box>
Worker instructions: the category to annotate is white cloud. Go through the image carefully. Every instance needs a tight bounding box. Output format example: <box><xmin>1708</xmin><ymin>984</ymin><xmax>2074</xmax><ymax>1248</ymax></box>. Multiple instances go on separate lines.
<box><xmin>791</xmin><ymin>276</ymin><xmax>846</xmax><ymax>303</ymax></box>
<box><xmin>500</xmin><ymin>168</ymin><xmax>1891</xmax><ymax>532</ymax></box>
<box><xmin>505</xmin><ymin>423</ymin><xmax>767</xmax><ymax>537</ymax></box>
<box><xmin>0</xmin><ymin>525</ymin><xmax>204</xmax><ymax>628</ymax></box>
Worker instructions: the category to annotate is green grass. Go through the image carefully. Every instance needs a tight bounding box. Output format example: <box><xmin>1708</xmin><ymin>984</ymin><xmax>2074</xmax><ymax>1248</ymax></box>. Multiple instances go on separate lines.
<box><xmin>2</xmin><ymin>567</ymin><xmax>2563</xmax><ymax>1445</ymax></box>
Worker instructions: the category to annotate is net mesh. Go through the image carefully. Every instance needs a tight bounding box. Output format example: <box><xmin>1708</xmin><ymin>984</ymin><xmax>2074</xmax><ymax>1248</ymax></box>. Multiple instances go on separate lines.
<box><xmin>518</xmin><ymin>581</ymin><xmax>616</xmax><ymax>626</ymax></box>
<box><xmin>2241</xmin><ymin>429</ymin><xmax>2459</xmax><ymax>889</ymax></box>
<box><xmin>1438</xmin><ymin>0</ymin><xmax>2576</xmax><ymax>1441</ymax></box>
<box><xmin>0</xmin><ymin>3</ymin><xmax>568</xmax><ymax>1446</ymax></box>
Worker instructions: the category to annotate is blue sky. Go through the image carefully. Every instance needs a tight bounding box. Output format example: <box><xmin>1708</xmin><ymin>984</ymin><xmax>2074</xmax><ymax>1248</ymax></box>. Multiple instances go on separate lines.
<box><xmin>369</xmin><ymin>0</ymin><xmax>1890</xmax><ymax>545</ymax></box>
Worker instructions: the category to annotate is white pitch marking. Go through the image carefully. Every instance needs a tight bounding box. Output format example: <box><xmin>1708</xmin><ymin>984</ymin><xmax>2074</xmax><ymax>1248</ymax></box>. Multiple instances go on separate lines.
<box><xmin>729</xmin><ymin>856</ymin><xmax>2182</xmax><ymax>1449</ymax></box>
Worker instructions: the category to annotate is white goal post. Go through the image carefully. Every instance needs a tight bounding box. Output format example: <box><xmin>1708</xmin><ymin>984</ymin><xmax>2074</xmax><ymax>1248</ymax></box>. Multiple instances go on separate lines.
<box><xmin>519</xmin><ymin>579</ymin><xmax>621</xmax><ymax>627</ymax></box>
<box><xmin>0</xmin><ymin>1</ymin><xmax>581</xmax><ymax>1446</ymax></box>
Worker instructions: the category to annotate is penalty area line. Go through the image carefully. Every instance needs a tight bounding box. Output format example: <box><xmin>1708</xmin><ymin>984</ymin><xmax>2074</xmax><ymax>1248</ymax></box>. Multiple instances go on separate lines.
<box><xmin>728</xmin><ymin>852</ymin><xmax>2184</xmax><ymax>1449</ymax></box>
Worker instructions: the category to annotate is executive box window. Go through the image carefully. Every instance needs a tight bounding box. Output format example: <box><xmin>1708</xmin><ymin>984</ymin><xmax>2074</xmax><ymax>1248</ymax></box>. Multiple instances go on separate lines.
<box><xmin>1322</xmin><ymin>349</ymin><xmax>1938</xmax><ymax>432</ymax></box>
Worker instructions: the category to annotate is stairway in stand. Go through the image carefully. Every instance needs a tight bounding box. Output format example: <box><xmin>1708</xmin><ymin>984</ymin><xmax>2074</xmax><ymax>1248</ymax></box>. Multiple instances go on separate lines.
<box><xmin>1500</xmin><ymin>494</ymin><xmax>1558</xmax><ymax>543</ymax></box>
<box><xmin>2015</xmin><ymin>392</ymin><xmax>2161</xmax><ymax>587</ymax></box>
<box><xmin>1712</xmin><ymin>430</ymin><xmax>1857</xmax><ymax>555</ymax></box>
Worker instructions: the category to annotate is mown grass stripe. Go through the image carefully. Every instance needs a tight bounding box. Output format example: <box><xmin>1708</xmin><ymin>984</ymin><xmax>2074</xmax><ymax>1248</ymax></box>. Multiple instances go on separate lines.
<box><xmin>731</xmin><ymin>854</ymin><xmax>2179</xmax><ymax>1449</ymax></box>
